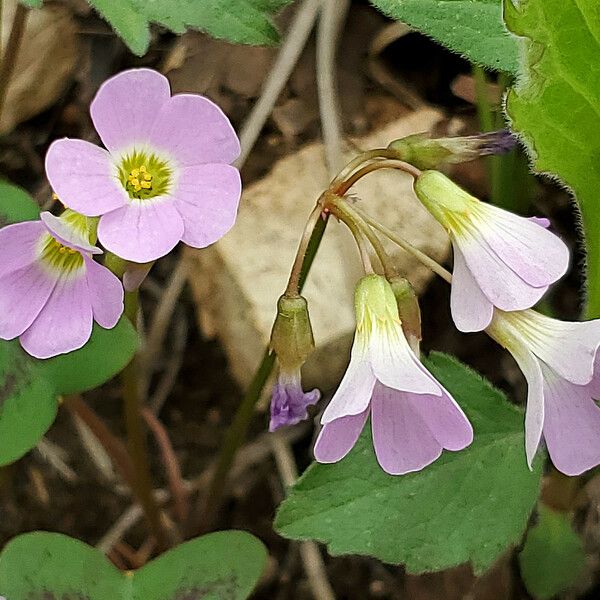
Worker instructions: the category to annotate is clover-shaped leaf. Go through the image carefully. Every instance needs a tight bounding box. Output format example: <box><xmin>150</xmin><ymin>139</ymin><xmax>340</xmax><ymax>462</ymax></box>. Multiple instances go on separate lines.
<box><xmin>0</xmin><ymin>530</ymin><xmax>267</xmax><ymax>600</ymax></box>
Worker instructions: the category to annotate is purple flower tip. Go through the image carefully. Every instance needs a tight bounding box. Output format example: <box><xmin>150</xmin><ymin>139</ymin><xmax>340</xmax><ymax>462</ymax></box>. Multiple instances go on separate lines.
<box><xmin>475</xmin><ymin>130</ymin><xmax>517</xmax><ymax>156</ymax></box>
<box><xmin>269</xmin><ymin>371</ymin><xmax>320</xmax><ymax>432</ymax></box>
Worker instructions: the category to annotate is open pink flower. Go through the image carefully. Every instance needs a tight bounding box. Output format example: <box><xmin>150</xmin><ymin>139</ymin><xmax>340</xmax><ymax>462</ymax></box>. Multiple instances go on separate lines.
<box><xmin>0</xmin><ymin>211</ymin><xmax>123</xmax><ymax>358</ymax></box>
<box><xmin>414</xmin><ymin>171</ymin><xmax>569</xmax><ymax>332</ymax></box>
<box><xmin>314</xmin><ymin>275</ymin><xmax>473</xmax><ymax>475</ymax></box>
<box><xmin>487</xmin><ymin>309</ymin><xmax>600</xmax><ymax>475</ymax></box>
<box><xmin>45</xmin><ymin>68</ymin><xmax>241</xmax><ymax>263</ymax></box>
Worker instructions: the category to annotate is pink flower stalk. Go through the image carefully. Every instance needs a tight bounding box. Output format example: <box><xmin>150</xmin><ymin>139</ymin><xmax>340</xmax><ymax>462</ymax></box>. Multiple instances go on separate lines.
<box><xmin>0</xmin><ymin>211</ymin><xmax>123</xmax><ymax>358</ymax></box>
<box><xmin>45</xmin><ymin>68</ymin><xmax>242</xmax><ymax>263</ymax></box>
<box><xmin>487</xmin><ymin>309</ymin><xmax>600</xmax><ymax>475</ymax></box>
<box><xmin>414</xmin><ymin>171</ymin><xmax>569</xmax><ymax>332</ymax></box>
<box><xmin>314</xmin><ymin>275</ymin><xmax>473</xmax><ymax>475</ymax></box>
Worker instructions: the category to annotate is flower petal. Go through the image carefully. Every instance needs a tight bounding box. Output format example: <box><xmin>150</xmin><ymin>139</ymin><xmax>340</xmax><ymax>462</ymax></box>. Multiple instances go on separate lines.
<box><xmin>97</xmin><ymin>199</ymin><xmax>184</xmax><ymax>263</ymax></box>
<box><xmin>320</xmin><ymin>338</ymin><xmax>376</xmax><ymax>423</ymax></box>
<box><xmin>174</xmin><ymin>164</ymin><xmax>241</xmax><ymax>248</ymax></box>
<box><xmin>512</xmin><ymin>344</ymin><xmax>545</xmax><ymax>469</ymax></box>
<box><xmin>313</xmin><ymin>409</ymin><xmax>369</xmax><ymax>464</ymax></box>
<box><xmin>40</xmin><ymin>212</ymin><xmax>101</xmax><ymax>254</ymax></box>
<box><xmin>0</xmin><ymin>220</ymin><xmax>45</xmax><ymax>278</ymax></box>
<box><xmin>456</xmin><ymin>229</ymin><xmax>548</xmax><ymax>312</ymax></box>
<box><xmin>20</xmin><ymin>273</ymin><xmax>93</xmax><ymax>358</ymax></box>
<box><xmin>371</xmin><ymin>383</ymin><xmax>443</xmax><ymax>475</ymax></box>
<box><xmin>543</xmin><ymin>370</ymin><xmax>600</xmax><ymax>476</ymax></box>
<box><xmin>83</xmin><ymin>256</ymin><xmax>124</xmax><ymax>329</ymax></box>
<box><xmin>0</xmin><ymin>263</ymin><xmax>57</xmax><ymax>339</ymax></box>
<box><xmin>148</xmin><ymin>94</ymin><xmax>240</xmax><ymax>167</ymax></box>
<box><xmin>45</xmin><ymin>139</ymin><xmax>127</xmax><ymax>217</ymax></box>
<box><xmin>474</xmin><ymin>203</ymin><xmax>569</xmax><ymax>287</ymax></box>
<box><xmin>90</xmin><ymin>68</ymin><xmax>171</xmax><ymax>153</ymax></box>
<box><xmin>406</xmin><ymin>385</ymin><xmax>473</xmax><ymax>451</ymax></box>
<box><xmin>450</xmin><ymin>244</ymin><xmax>494</xmax><ymax>332</ymax></box>
<box><xmin>269</xmin><ymin>370</ymin><xmax>320</xmax><ymax>432</ymax></box>
<box><xmin>368</xmin><ymin>323</ymin><xmax>442</xmax><ymax>395</ymax></box>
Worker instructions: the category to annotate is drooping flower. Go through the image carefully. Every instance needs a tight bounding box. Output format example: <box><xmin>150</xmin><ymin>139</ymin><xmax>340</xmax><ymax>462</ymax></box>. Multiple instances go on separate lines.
<box><xmin>487</xmin><ymin>308</ymin><xmax>600</xmax><ymax>475</ymax></box>
<box><xmin>269</xmin><ymin>295</ymin><xmax>320</xmax><ymax>431</ymax></box>
<box><xmin>45</xmin><ymin>68</ymin><xmax>242</xmax><ymax>263</ymax></box>
<box><xmin>413</xmin><ymin>171</ymin><xmax>570</xmax><ymax>333</ymax></box>
<box><xmin>314</xmin><ymin>275</ymin><xmax>473</xmax><ymax>475</ymax></box>
<box><xmin>0</xmin><ymin>210</ymin><xmax>123</xmax><ymax>358</ymax></box>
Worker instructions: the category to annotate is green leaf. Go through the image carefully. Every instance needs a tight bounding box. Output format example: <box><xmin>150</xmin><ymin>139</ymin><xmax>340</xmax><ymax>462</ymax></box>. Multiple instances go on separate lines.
<box><xmin>87</xmin><ymin>0</ymin><xmax>292</xmax><ymax>56</ymax></box>
<box><xmin>504</xmin><ymin>0</ymin><xmax>600</xmax><ymax>318</ymax></box>
<box><xmin>0</xmin><ymin>179</ymin><xmax>40</xmax><ymax>225</ymax></box>
<box><xmin>369</xmin><ymin>0</ymin><xmax>519</xmax><ymax>74</ymax></box>
<box><xmin>275</xmin><ymin>352</ymin><xmax>542</xmax><ymax>574</ymax></box>
<box><xmin>0</xmin><ymin>531</ymin><xmax>267</xmax><ymax>600</ymax></box>
<box><xmin>519</xmin><ymin>506</ymin><xmax>586</xmax><ymax>599</ymax></box>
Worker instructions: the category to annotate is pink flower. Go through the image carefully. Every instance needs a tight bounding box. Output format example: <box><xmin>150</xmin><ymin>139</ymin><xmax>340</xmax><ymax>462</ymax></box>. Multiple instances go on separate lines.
<box><xmin>487</xmin><ymin>309</ymin><xmax>600</xmax><ymax>475</ymax></box>
<box><xmin>413</xmin><ymin>171</ymin><xmax>569</xmax><ymax>332</ymax></box>
<box><xmin>45</xmin><ymin>69</ymin><xmax>242</xmax><ymax>263</ymax></box>
<box><xmin>0</xmin><ymin>211</ymin><xmax>123</xmax><ymax>358</ymax></box>
<box><xmin>270</xmin><ymin>370</ymin><xmax>320</xmax><ymax>432</ymax></box>
<box><xmin>314</xmin><ymin>275</ymin><xmax>473</xmax><ymax>475</ymax></box>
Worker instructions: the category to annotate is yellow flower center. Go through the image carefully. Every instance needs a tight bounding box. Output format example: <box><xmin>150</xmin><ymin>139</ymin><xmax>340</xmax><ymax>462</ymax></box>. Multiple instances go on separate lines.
<box><xmin>118</xmin><ymin>150</ymin><xmax>172</xmax><ymax>200</ymax></box>
<box><xmin>39</xmin><ymin>234</ymin><xmax>84</xmax><ymax>274</ymax></box>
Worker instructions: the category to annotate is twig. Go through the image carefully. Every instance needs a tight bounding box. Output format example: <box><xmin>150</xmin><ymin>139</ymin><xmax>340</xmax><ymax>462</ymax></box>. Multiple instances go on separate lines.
<box><xmin>316</xmin><ymin>0</ymin><xmax>351</xmax><ymax>175</ymax></box>
<box><xmin>271</xmin><ymin>433</ymin><xmax>336</xmax><ymax>600</ymax></box>
<box><xmin>0</xmin><ymin>3</ymin><xmax>28</xmax><ymax>123</ymax></box>
<box><xmin>35</xmin><ymin>437</ymin><xmax>78</xmax><ymax>483</ymax></box>
<box><xmin>142</xmin><ymin>408</ymin><xmax>189</xmax><ymax>523</ymax></box>
<box><xmin>235</xmin><ymin>0</ymin><xmax>322</xmax><ymax>167</ymax></box>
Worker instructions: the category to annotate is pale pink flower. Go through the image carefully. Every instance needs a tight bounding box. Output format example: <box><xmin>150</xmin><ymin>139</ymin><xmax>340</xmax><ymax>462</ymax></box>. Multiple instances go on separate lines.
<box><xmin>0</xmin><ymin>211</ymin><xmax>123</xmax><ymax>358</ymax></box>
<box><xmin>487</xmin><ymin>309</ymin><xmax>600</xmax><ymax>475</ymax></box>
<box><xmin>314</xmin><ymin>275</ymin><xmax>473</xmax><ymax>475</ymax></box>
<box><xmin>414</xmin><ymin>171</ymin><xmax>569</xmax><ymax>332</ymax></box>
<box><xmin>45</xmin><ymin>68</ymin><xmax>241</xmax><ymax>263</ymax></box>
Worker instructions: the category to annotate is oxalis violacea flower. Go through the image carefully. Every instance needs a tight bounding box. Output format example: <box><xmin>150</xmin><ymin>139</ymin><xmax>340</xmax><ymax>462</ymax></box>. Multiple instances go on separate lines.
<box><xmin>0</xmin><ymin>210</ymin><xmax>123</xmax><ymax>358</ymax></box>
<box><xmin>414</xmin><ymin>170</ymin><xmax>570</xmax><ymax>333</ymax></box>
<box><xmin>45</xmin><ymin>68</ymin><xmax>241</xmax><ymax>263</ymax></box>
<box><xmin>314</xmin><ymin>275</ymin><xmax>473</xmax><ymax>475</ymax></box>
<box><xmin>487</xmin><ymin>309</ymin><xmax>600</xmax><ymax>475</ymax></box>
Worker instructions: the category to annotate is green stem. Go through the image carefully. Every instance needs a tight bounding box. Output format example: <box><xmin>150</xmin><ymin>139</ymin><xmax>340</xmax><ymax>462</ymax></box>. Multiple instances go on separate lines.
<box><xmin>0</xmin><ymin>3</ymin><xmax>27</xmax><ymax>124</ymax></box>
<box><xmin>197</xmin><ymin>215</ymin><xmax>329</xmax><ymax>532</ymax></box>
<box><xmin>121</xmin><ymin>290</ymin><xmax>168</xmax><ymax>549</ymax></box>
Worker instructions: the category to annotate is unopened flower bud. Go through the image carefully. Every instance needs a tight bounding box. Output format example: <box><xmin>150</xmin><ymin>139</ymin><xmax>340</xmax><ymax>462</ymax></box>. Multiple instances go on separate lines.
<box><xmin>388</xmin><ymin>277</ymin><xmax>421</xmax><ymax>353</ymax></box>
<box><xmin>270</xmin><ymin>294</ymin><xmax>315</xmax><ymax>370</ymax></box>
<box><xmin>388</xmin><ymin>130</ymin><xmax>515</xmax><ymax>170</ymax></box>
<box><xmin>269</xmin><ymin>294</ymin><xmax>320</xmax><ymax>431</ymax></box>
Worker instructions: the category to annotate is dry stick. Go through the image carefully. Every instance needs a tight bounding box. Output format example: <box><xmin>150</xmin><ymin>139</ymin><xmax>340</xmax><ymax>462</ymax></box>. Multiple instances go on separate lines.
<box><xmin>235</xmin><ymin>0</ymin><xmax>323</xmax><ymax>167</ymax></box>
<box><xmin>142</xmin><ymin>408</ymin><xmax>189</xmax><ymax>523</ymax></box>
<box><xmin>0</xmin><ymin>3</ymin><xmax>27</xmax><ymax>122</ymax></box>
<box><xmin>271</xmin><ymin>433</ymin><xmax>336</xmax><ymax>600</ymax></box>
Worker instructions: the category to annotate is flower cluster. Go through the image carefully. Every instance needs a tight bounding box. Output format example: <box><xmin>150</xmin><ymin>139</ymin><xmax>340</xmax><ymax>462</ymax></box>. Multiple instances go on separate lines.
<box><xmin>0</xmin><ymin>69</ymin><xmax>241</xmax><ymax>358</ymax></box>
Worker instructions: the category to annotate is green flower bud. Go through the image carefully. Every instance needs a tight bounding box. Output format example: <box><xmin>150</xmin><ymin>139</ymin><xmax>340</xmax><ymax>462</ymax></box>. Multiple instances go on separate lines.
<box><xmin>270</xmin><ymin>295</ymin><xmax>315</xmax><ymax>369</ymax></box>
<box><xmin>388</xmin><ymin>130</ymin><xmax>515</xmax><ymax>170</ymax></box>
<box><xmin>354</xmin><ymin>274</ymin><xmax>399</xmax><ymax>333</ymax></box>
<box><xmin>388</xmin><ymin>277</ymin><xmax>422</xmax><ymax>352</ymax></box>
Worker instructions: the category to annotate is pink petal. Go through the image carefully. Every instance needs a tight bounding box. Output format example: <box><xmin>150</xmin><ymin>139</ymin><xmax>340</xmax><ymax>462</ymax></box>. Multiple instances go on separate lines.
<box><xmin>543</xmin><ymin>370</ymin><xmax>600</xmax><ymax>476</ymax></box>
<box><xmin>368</xmin><ymin>324</ymin><xmax>442</xmax><ymax>395</ymax></box>
<box><xmin>90</xmin><ymin>68</ymin><xmax>171</xmax><ymax>153</ymax></box>
<box><xmin>0</xmin><ymin>263</ymin><xmax>57</xmax><ymax>339</ymax></box>
<box><xmin>406</xmin><ymin>385</ymin><xmax>473</xmax><ymax>451</ymax></box>
<box><xmin>371</xmin><ymin>383</ymin><xmax>443</xmax><ymax>475</ymax></box>
<box><xmin>512</xmin><ymin>345</ymin><xmax>545</xmax><ymax>469</ymax></box>
<box><xmin>97</xmin><ymin>199</ymin><xmax>184</xmax><ymax>263</ymax></box>
<box><xmin>0</xmin><ymin>220</ymin><xmax>45</xmax><ymax>278</ymax></box>
<box><xmin>40</xmin><ymin>212</ymin><xmax>101</xmax><ymax>255</ymax></box>
<box><xmin>320</xmin><ymin>339</ymin><xmax>376</xmax><ymax>423</ymax></box>
<box><xmin>20</xmin><ymin>273</ymin><xmax>93</xmax><ymax>358</ymax></box>
<box><xmin>45</xmin><ymin>139</ymin><xmax>127</xmax><ymax>217</ymax></box>
<box><xmin>529</xmin><ymin>216</ymin><xmax>551</xmax><ymax>228</ymax></box>
<box><xmin>314</xmin><ymin>409</ymin><xmax>369</xmax><ymax>464</ymax></box>
<box><xmin>174</xmin><ymin>164</ymin><xmax>241</xmax><ymax>248</ymax></box>
<box><xmin>456</xmin><ymin>230</ymin><xmax>547</xmax><ymax>311</ymax></box>
<box><xmin>148</xmin><ymin>94</ymin><xmax>240</xmax><ymax>167</ymax></box>
<box><xmin>479</xmin><ymin>204</ymin><xmax>569</xmax><ymax>287</ymax></box>
<box><xmin>450</xmin><ymin>244</ymin><xmax>494</xmax><ymax>332</ymax></box>
<box><xmin>83</xmin><ymin>256</ymin><xmax>124</xmax><ymax>328</ymax></box>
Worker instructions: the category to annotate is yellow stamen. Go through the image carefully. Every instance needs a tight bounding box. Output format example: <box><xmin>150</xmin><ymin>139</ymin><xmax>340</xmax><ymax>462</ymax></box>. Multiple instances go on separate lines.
<box><xmin>139</xmin><ymin>165</ymin><xmax>146</xmax><ymax>173</ymax></box>
<box><xmin>143</xmin><ymin>173</ymin><xmax>152</xmax><ymax>181</ymax></box>
<box><xmin>140</xmin><ymin>181</ymin><xmax>152</xmax><ymax>189</ymax></box>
